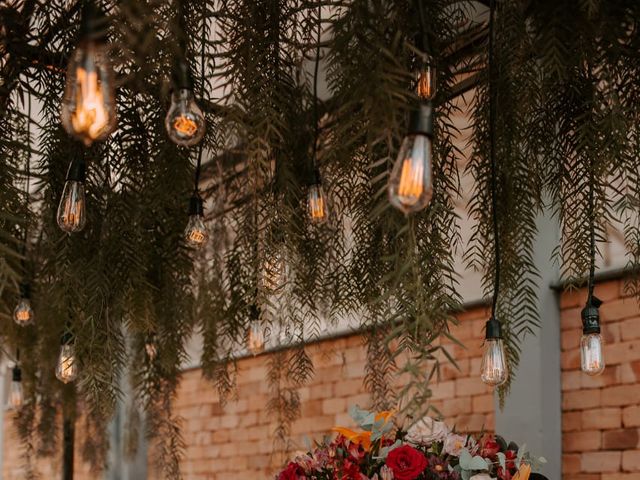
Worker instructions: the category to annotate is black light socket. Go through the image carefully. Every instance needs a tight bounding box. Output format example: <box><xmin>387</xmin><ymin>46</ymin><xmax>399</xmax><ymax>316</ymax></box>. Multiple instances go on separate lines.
<box><xmin>408</xmin><ymin>102</ymin><xmax>434</xmax><ymax>137</ymax></box>
<box><xmin>79</xmin><ymin>0</ymin><xmax>109</xmax><ymax>42</ymax></box>
<box><xmin>310</xmin><ymin>167</ymin><xmax>322</xmax><ymax>186</ymax></box>
<box><xmin>60</xmin><ymin>331</ymin><xmax>74</xmax><ymax>346</ymax></box>
<box><xmin>485</xmin><ymin>317</ymin><xmax>502</xmax><ymax>340</ymax></box>
<box><xmin>250</xmin><ymin>303</ymin><xmax>261</xmax><ymax>321</ymax></box>
<box><xmin>65</xmin><ymin>159</ymin><xmax>86</xmax><ymax>183</ymax></box>
<box><xmin>19</xmin><ymin>282</ymin><xmax>31</xmax><ymax>299</ymax></box>
<box><xmin>12</xmin><ymin>366</ymin><xmax>21</xmax><ymax>382</ymax></box>
<box><xmin>188</xmin><ymin>195</ymin><xmax>204</xmax><ymax>216</ymax></box>
<box><xmin>172</xmin><ymin>59</ymin><xmax>194</xmax><ymax>91</ymax></box>
<box><xmin>582</xmin><ymin>295</ymin><xmax>603</xmax><ymax>335</ymax></box>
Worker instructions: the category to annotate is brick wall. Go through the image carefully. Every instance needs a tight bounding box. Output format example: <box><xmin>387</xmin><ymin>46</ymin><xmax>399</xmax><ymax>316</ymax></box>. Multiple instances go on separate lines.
<box><xmin>561</xmin><ymin>279</ymin><xmax>640</xmax><ymax>479</ymax></box>
<box><xmin>2</xmin><ymin>279</ymin><xmax>638</xmax><ymax>479</ymax></box>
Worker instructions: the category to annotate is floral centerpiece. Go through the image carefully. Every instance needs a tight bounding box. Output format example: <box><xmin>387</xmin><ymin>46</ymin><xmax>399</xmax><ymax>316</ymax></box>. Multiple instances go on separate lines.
<box><xmin>277</xmin><ymin>407</ymin><xmax>547</xmax><ymax>480</ymax></box>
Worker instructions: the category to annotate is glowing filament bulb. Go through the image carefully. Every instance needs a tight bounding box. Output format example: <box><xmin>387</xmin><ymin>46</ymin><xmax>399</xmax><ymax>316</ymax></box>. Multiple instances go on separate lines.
<box><xmin>308</xmin><ymin>171</ymin><xmax>328</xmax><ymax>224</ymax></box>
<box><xmin>247</xmin><ymin>320</ymin><xmax>265</xmax><ymax>356</ymax></box>
<box><xmin>9</xmin><ymin>366</ymin><xmax>23</xmax><ymax>409</ymax></box>
<box><xmin>416</xmin><ymin>64</ymin><xmax>436</xmax><ymax>100</ymax></box>
<box><xmin>57</xmin><ymin>160</ymin><xmax>87</xmax><ymax>233</ymax></box>
<box><xmin>480</xmin><ymin>318</ymin><xmax>509</xmax><ymax>387</ymax></box>
<box><xmin>14</xmin><ymin>283</ymin><xmax>34</xmax><ymax>326</ymax></box>
<box><xmin>261</xmin><ymin>250</ymin><xmax>286</xmax><ymax>293</ymax></box>
<box><xmin>580</xmin><ymin>333</ymin><xmax>605</xmax><ymax>376</ymax></box>
<box><xmin>184</xmin><ymin>195</ymin><xmax>208</xmax><ymax>248</ymax></box>
<box><xmin>580</xmin><ymin>299</ymin><xmax>605</xmax><ymax>376</ymax></box>
<box><xmin>61</xmin><ymin>40</ymin><xmax>117</xmax><ymax>145</ymax></box>
<box><xmin>388</xmin><ymin>103</ymin><xmax>434</xmax><ymax>214</ymax></box>
<box><xmin>56</xmin><ymin>340</ymin><xmax>79</xmax><ymax>384</ymax></box>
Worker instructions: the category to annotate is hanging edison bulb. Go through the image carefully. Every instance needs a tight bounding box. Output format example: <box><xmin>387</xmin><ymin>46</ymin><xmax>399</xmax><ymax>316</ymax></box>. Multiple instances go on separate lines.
<box><xmin>580</xmin><ymin>298</ymin><xmax>605</xmax><ymax>376</ymax></box>
<box><xmin>56</xmin><ymin>333</ymin><xmax>79</xmax><ymax>384</ymax></box>
<box><xmin>416</xmin><ymin>61</ymin><xmax>436</xmax><ymax>100</ymax></box>
<box><xmin>57</xmin><ymin>159</ymin><xmax>87</xmax><ymax>233</ymax></box>
<box><xmin>388</xmin><ymin>102</ymin><xmax>434</xmax><ymax>214</ymax></box>
<box><xmin>9</xmin><ymin>366</ymin><xmax>24</xmax><ymax>409</ymax></box>
<box><xmin>13</xmin><ymin>282</ymin><xmax>34</xmax><ymax>326</ymax></box>
<box><xmin>480</xmin><ymin>318</ymin><xmax>509</xmax><ymax>387</ymax></box>
<box><xmin>308</xmin><ymin>169</ymin><xmax>328</xmax><ymax>224</ymax></box>
<box><xmin>260</xmin><ymin>249</ymin><xmax>286</xmax><ymax>293</ymax></box>
<box><xmin>185</xmin><ymin>194</ymin><xmax>208</xmax><ymax>247</ymax></box>
<box><xmin>165</xmin><ymin>61</ymin><xmax>206</xmax><ymax>146</ymax></box>
<box><xmin>247</xmin><ymin>304</ymin><xmax>266</xmax><ymax>355</ymax></box>
<box><xmin>60</xmin><ymin>2</ymin><xmax>117</xmax><ymax>146</ymax></box>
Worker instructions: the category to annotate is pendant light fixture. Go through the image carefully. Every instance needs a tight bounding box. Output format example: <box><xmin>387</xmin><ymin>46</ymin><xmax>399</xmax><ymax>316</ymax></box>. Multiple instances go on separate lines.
<box><xmin>56</xmin><ymin>330</ymin><xmax>79</xmax><ymax>384</ymax></box>
<box><xmin>61</xmin><ymin>0</ymin><xmax>117</xmax><ymax>146</ymax></box>
<box><xmin>165</xmin><ymin>1</ymin><xmax>206</xmax><ymax>147</ymax></box>
<box><xmin>57</xmin><ymin>157</ymin><xmax>88</xmax><ymax>233</ymax></box>
<box><xmin>306</xmin><ymin>4</ymin><xmax>328</xmax><ymax>224</ymax></box>
<box><xmin>580</xmin><ymin>154</ymin><xmax>605</xmax><ymax>376</ymax></box>
<box><xmin>9</xmin><ymin>350</ymin><xmax>24</xmax><ymax>409</ymax></box>
<box><xmin>184</xmin><ymin>146</ymin><xmax>208</xmax><ymax>247</ymax></box>
<box><xmin>480</xmin><ymin>0</ymin><xmax>508</xmax><ymax>387</ymax></box>
<box><xmin>388</xmin><ymin>0</ymin><xmax>435</xmax><ymax>214</ymax></box>
<box><xmin>14</xmin><ymin>282</ymin><xmax>35</xmax><ymax>326</ymax></box>
<box><xmin>247</xmin><ymin>304</ymin><xmax>265</xmax><ymax>356</ymax></box>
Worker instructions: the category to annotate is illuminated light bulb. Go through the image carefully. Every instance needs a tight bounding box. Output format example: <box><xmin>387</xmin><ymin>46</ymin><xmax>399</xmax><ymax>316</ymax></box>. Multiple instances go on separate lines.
<box><xmin>60</xmin><ymin>3</ymin><xmax>116</xmax><ymax>146</ymax></box>
<box><xmin>56</xmin><ymin>335</ymin><xmax>79</xmax><ymax>384</ymax></box>
<box><xmin>580</xmin><ymin>297</ymin><xmax>605</xmax><ymax>376</ymax></box>
<box><xmin>165</xmin><ymin>61</ymin><xmax>206</xmax><ymax>146</ymax></box>
<box><xmin>13</xmin><ymin>282</ymin><xmax>34</xmax><ymax>326</ymax></box>
<box><xmin>57</xmin><ymin>159</ymin><xmax>87</xmax><ymax>233</ymax></box>
<box><xmin>416</xmin><ymin>63</ymin><xmax>436</xmax><ymax>100</ymax></box>
<box><xmin>480</xmin><ymin>318</ymin><xmax>509</xmax><ymax>387</ymax></box>
<box><xmin>388</xmin><ymin>102</ymin><xmax>434</xmax><ymax>214</ymax></box>
<box><xmin>247</xmin><ymin>318</ymin><xmax>265</xmax><ymax>356</ymax></box>
<box><xmin>9</xmin><ymin>366</ymin><xmax>24</xmax><ymax>409</ymax></box>
<box><xmin>185</xmin><ymin>195</ymin><xmax>208</xmax><ymax>247</ymax></box>
<box><xmin>308</xmin><ymin>169</ymin><xmax>328</xmax><ymax>224</ymax></box>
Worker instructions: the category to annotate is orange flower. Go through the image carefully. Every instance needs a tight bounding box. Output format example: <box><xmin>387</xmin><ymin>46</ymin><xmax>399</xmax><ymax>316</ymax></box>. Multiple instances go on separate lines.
<box><xmin>332</xmin><ymin>427</ymin><xmax>373</xmax><ymax>451</ymax></box>
<box><xmin>375</xmin><ymin>410</ymin><xmax>395</xmax><ymax>423</ymax></box>
<box><xmin>512</xmin><ymin>464</ymin><xmax>531</xmax><ymax>480</ymax></box>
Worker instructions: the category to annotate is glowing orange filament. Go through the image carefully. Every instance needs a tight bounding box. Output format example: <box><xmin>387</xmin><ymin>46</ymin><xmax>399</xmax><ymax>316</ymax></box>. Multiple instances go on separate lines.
<box><xmin>173</xmin><ymin>116</ymin><xmax>198</xmax><ymax>137</ymax></box>
<box><xmin>398</xmin><ymin>158</ymin><xmax>424</xmax><ymax>203</ymax></box>
<box><xmin>71</xmin><ymin>67</ymin><xmax>109</xmax><ymax>144</ymax></box>
<box><xmin>417</xmin><ymin>69</ymin><xmax>435</xmax><ymax>100</ymax></box>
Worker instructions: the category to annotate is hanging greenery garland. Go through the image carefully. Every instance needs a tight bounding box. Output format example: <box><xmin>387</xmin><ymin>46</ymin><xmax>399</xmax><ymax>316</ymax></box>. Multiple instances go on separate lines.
<box><xmin>0</xmin><ymin>0</ymin><xmax>639</xmax><ymax>475</ymax></box>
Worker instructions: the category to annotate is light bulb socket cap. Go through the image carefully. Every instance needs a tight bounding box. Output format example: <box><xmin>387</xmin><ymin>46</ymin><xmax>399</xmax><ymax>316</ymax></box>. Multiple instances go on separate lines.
<box><xmin>60</xmin><ymin>331</ymin><xmax>74</xmax><ymax>346</ymax></box>
<box><xmin>310</xmin><ymin>167</ymin><xmax>322</xmax><ymax>186</ymax></box>
<box><xmin>188</xmin><ymin>195</ymin><xmax>204</xmax><ymax>216</ymax></box>
<box><xmin>79</xmin><ymin>0</ymin><xmax>109</xmax><ymax>42</ymax></box>
<box><xmin>582</xmin><ymin>296</ymin><xmax>602</xmax><ymax>334</ymax></box>
<box><xmin>408</xmin><ymin>102</ymin><xmax>434</xmax><ymax>137</ymax></box>
<box><xmin>12</xmin><ymin>366</ymin><xmax>21</xmax><ymax>382</ymax></box>
<box><xmin>485</xmin><ymin>317</ymin><xmax>502</xmax><ymax>340</ymax></box>
<box><xmin>66</xmin><ymin>159</ymin><xmax>86</xmax><ymax>183</ymax></box>
<box><xmin>172</xmin><ymin>60</ymin><xmax>194</xmax><ymax>91</ymax></box>
<box><xmin>250</xmin><ymin>303</ymin><xmax>261</xmax><ymax>321</ymax></box>
<box><xmin>19</xmin><ymin>282</ymin><xmax>31</xmax><ymax>299</ymax></box>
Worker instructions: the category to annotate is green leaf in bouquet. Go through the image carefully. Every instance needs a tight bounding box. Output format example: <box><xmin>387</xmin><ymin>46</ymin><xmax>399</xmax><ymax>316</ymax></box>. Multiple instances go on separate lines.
<box><xmin>517</xmin><ymin>444</ymin><xmax>527</xmax><ymax>466</ymax></box>
<box><xmin>375</xmin><ymin>440</ymin><xmax>402</xmax><ymax>460</ymax></box>
<box><xmin>350</xmin><ymin>405</ymin><xmax>376</xmax><ymax>430</ymax></box>
<box><xmin>459</xmin><ymin>448</ymin><xmax>491</xmax><ymax>471</ymax></box>
<box><xmin>497</xmin><ymin>452</ymin><xmax>506</xmax><ymax>471</ymax></box>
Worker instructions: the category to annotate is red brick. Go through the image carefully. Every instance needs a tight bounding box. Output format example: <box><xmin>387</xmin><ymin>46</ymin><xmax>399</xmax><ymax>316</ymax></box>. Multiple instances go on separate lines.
<box><xmin>563</xmin><ymin>389</ymin><xmax>602</xmax><ymax>410</ymax></box>
<box><xmin>563</xmin><ymin>370</ymin><xmax>583</xmax><ymax>391</ymax></box>
<box><xmin>604</xmin><ymin>340</ymin><xmax>640</xmax><ymax>366</ymax></box>
<box><xmin>563</xmin><ymin>453</ymin><xmax>582</xmax><ymax>474</ymax></box>
<box><xmin>564</xmin><ymin>411</ymin><xmax>583</xmax><ymax>432</ymax></box>
<box><xmin>455</xmin><ymin>376</ymin><xmax>489</xmax><ymax>396</ymax></box>
<box><xmin>620</xmin><ymin>317</ymin><xmax>640</xmax><ymax>341</ymax></box>
<box><xmin>562</xmin><ymin>348</ymin><xmax>582</xmax><ymax>370</ymax></box>
<box><xmin>601</xmin><ymin>298</ymin><xmax>638</xmax><ymax>323</ymax></box>
<box><xmin>583</xmin><ymin>408</ymin><xmax>622</xmax><ymax>430</ymax></box>
<box><xmin>623</xmin><ymin>406</ymin><xmax>640</xmax><ymax>427</ymax></box>
<box><xmin>472</xmin><ymin>394</ymin><xmax>494</xmax><ymax>413</ymax></box>
<box><xmin>563</xmin><ymin>430</ymin><xmax>602</xmax><ymax>452</ymax></box>
<box><xmin>602</xmin><ymin>429</ymin><xmax>640</xmax><ymax>450</ymax></box>
<box><xmin>581</xmin><ymin>451</ymin><xmax>622</xmax><ymax>473</ymax></box>
<box><xmin>431</xmin><ymin>380</ymin><xmax>455</xmax><ymax>400</ymax></box>
<box><xmin>622</xmin><ymin>450</ymin><xmax>640</xmax><ymax>472</ymax></box>
<box><xmin>601</xmin><ymin>385</ymin><xmax>639</xmax><ymax>407</ymax></box>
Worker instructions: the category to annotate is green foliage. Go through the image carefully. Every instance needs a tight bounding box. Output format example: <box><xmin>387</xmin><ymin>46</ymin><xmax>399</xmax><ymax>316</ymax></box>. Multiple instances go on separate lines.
<box><xmin>0</xmin><ymin>0</ymin><xmax>639</xmax><ymax>476</ymax></box>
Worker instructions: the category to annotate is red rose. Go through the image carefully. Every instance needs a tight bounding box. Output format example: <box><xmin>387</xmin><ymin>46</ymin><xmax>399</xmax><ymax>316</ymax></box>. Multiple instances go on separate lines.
<box><xmin>479</xmin><ymin>435</ymin><xmax>501</xmax><ymax>459</ymax></box>
<box><xmin>386</xmin><ymin>445</ymin><xmax>428</xmax><ymax>480</ymax></box>
<box><xmin>279</xmin><ymin>462</ymin><xmax>300</xmax><ymax>480</ymax></box>
<box><xmin>505</xmin><ymin>450</ymin><xmax>517</xmax><ymax>470</ymax></box>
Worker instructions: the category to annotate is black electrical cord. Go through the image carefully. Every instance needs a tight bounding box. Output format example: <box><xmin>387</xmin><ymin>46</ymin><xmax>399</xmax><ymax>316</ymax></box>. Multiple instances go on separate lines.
<box><xmin>20</xmin><ymin>92</ymin><xmax>32</xmax><ymax>271</ymax></box>
<box><xmin>489</xmin><ymin>0</ymin><xmax>500</xmax><ymax>317</ymax></box>
<box><xmin>193</xmin><ymin>0</ymin><xmax>207</xmax><ymax>194</ymax></box>
<box><xmin>312</xmin><ymin>3</ymin><xmax>322</xmax><ymax>170</ymax></box>
<box><xmin>416</xmin><ymin>0</ymin><xmax>429</xmax><ymax>58</ymax></box>
<box><xmin>587</xmin><ymin>158</ymin><xmax>596</xmax><ymax>303</ymax></box>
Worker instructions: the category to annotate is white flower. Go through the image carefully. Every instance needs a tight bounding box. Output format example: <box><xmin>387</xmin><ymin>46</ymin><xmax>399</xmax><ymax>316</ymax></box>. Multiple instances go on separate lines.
<box><xmin>469</xmin><ymin>474</ymin><xmax>494</xmax><ymax>480</ymax></box>
<box><xmin>443</xmin><ymin>433</ymin><xmax>469</xmax><ymax>456</ymax></box>
<box><xmin>405</xmin><ymin>416</ymin><xmax>450</xmax><ymax>445</ymax></box>
<box><xmin>380</xmin><ymin>465</ymin><xmax>394</xmax><ymax>480</ymax></box>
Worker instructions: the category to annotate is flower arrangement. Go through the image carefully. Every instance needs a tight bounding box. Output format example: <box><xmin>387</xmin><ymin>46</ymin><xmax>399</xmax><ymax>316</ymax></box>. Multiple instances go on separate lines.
<box><xmin>277</xmin><ymin>407</ymin><xmax>547</xmax><ymax>480</ymax></box>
